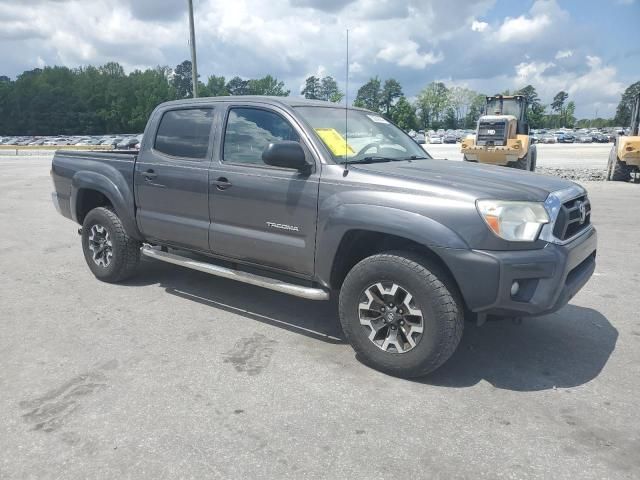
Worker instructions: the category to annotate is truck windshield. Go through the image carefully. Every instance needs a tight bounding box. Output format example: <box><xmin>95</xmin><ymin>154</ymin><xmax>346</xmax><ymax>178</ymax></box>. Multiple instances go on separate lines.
<box><xmin>295</xmin><ymin>106</ymin><xmax>430</xmax><ymax>163</ymax></box>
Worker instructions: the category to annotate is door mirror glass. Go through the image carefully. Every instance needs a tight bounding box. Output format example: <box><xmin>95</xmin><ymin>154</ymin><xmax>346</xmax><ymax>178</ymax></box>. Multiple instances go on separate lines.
<box><xmin>262</xmin><ymin>141</ymin><xmax>310</xmax><ymax>171</ymax></box>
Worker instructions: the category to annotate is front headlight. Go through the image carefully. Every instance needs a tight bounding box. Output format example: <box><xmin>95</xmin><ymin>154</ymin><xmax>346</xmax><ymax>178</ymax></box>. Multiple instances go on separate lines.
<box><xmin>476</xmin><ymin>200</ymin><xmax>549</xmax><ymax>242</ymax></box>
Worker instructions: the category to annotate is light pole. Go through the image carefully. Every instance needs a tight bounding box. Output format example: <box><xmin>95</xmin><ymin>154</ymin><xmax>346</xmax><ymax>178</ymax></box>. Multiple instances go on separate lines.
<box><xmin>187</xmin><ymin>0</ymin><xmax>198</xmax><ymax>98</ymax></box>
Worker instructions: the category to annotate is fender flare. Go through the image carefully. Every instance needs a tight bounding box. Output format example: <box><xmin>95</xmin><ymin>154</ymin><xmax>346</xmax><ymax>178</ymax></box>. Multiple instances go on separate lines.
<box><xmin>315</xmin><ymin>203</ymin><xmax>469</xmax><ymax>287</ymax></box>
<box><xmin>71</xmin><ymin>170</ymin><xmax>142</xmax><ymax>240</ymax></box>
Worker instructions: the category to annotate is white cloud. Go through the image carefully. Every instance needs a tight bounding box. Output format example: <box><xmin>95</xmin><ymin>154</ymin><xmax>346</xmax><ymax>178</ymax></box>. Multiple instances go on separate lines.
<box><xmin>471</xmin><ymin>20</ymin><xmax>488</xmax><ymax>32</ymax></box>
<box><xmin>555</xmin><ymin>49</ymin><xmax>573</xmax><ymax>59</ymax></box>
<box><xmin>495</xmin><ymin>14</ymin><xmax>551</xmax><ymax>43</ymax></box>
<box><xmin>376</xmin><ymin>41</ymin><xmax>443</xmax><ymax>69</ymax></box>
<box><xmin>509</xmin><ymin>56</ymin><xmax>625</xmax><ymax>117</ymax></box>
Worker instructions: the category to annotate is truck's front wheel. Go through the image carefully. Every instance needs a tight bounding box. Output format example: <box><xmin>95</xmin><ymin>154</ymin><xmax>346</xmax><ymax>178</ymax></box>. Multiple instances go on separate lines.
<box><xmin>81</xmin><ymin>207</ymin><xmax>141</xmax><ymax>283</ymax></box>
<box><xmin>338</xmin><ymin>252</ymin><xmax>464</xmax><ymax>378</ymax></box>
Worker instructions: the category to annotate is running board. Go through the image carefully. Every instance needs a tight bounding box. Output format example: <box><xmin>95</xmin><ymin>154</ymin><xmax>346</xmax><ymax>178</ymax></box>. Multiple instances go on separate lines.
<box><xmin>141</xmin><ymin>246</ymin><xmax>330</xmax><ymax>301</ymax></box>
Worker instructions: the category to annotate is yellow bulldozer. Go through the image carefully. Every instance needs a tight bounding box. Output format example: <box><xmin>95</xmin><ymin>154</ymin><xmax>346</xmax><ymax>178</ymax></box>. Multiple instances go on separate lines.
<box><xmin>607</xmin><ymin>92</ymin><xmax>640</xmax><ymax>181</ymax></box>
<box><xmin>461</xmin><ymin>95</ymin><xmax>536</xmax><ymax>171</ymax></box>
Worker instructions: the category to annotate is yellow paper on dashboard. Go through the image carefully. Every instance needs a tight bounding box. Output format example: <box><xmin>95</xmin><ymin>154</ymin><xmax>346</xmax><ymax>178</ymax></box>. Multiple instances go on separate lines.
<box><xmin>314</xmin><ymin>128</ymin><xmax>356</xmax><ymax>157</ymax></box>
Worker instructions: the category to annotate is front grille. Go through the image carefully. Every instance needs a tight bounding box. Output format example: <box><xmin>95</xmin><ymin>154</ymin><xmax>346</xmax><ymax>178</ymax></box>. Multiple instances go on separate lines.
<box><xmin>552</xmin><ymin>195</ymin><xmax>591</xmax><ymax>241</ymax></box>
<box><xmin>477</xmin><ymin>121</ymin><xmax>507</xmax><ymax>146</ymax></box>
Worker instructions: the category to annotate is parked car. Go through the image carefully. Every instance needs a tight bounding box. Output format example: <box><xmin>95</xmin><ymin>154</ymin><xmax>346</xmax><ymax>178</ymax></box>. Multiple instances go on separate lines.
<box><xmin>557</xmin><ymin>133</ymin><xmax>575</xmax><ymax>143</ymax></box>
<box><xmin>443</xmin><ymin>133</ymin><xmax>457</xmax><ymax>144</ymax></box>
<box><xmin>429</xmin><ymin>134</ymin><xmax>443</xmax><ymax>144</ymax></box>
<box><xmin>51</xmin><ymin>96</ymin><xmax>597</xmax><ymax>378</ymax></box>
<box><xmin>414</xmin><ymin>133</ymin><xmax>426</xmax><ymax>145</ymax></box>
<box><xmin>116</xmin><ymin>137</ymin><xmax>139</xmax><ymax>150</ymax></box>
<box><xmin>577</xmin><ymin>134</ymin><xmax>593</xmax><ymax>143</ymax></box>
<box><xmin>540</xmin><ymin>134</ymin><xmax>557</xmax><ymax>144</ymax></box>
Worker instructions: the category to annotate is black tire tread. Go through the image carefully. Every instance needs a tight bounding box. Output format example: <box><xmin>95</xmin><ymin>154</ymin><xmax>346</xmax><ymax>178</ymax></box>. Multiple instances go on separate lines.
<box><xmin>82</xmin><ymin>207</ymin><xmax>140</xmax><ymax>282</ymax></box>
<box><xmin>339</xmin><ymin>251</ymin><xmax>463</xmax><ymax>378</ymax></box>
<box><xmin>610</xmin><ymin>157</ymin><xmax>632</xmax><ymax>182</ymax></box>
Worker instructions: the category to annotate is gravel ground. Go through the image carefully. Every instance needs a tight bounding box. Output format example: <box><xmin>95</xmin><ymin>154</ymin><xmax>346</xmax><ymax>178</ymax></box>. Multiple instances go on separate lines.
<box><xmin>425</xmin><ymin>143</ymin><xmax>613</xmax><ymax>181</ymax></box>
<box><xmin>1</xmin><ymin>155</ymin><xmax>640</xmax><ymax>479</ymax></box>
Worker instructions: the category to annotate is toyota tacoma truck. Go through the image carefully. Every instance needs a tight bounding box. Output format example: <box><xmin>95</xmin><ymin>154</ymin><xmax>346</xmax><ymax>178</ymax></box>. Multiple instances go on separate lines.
<box><xmin>51</xmin><ymin>96</ymin><xmax>597</xmax><ymax>378</ymax></box>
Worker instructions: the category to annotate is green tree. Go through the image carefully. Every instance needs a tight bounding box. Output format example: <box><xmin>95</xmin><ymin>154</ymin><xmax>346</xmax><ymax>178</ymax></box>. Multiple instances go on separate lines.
<box><xmin>171</xmin><ymin>60</ymin><xmax>193</xmax><ymax>98</ymax></box>
<box><xmin>464</xmin><ymin>93</ymin><xmax>486</xmax><ymax>129</ymax></box>
<box><xmin>319</xmin><ymin>76</ymin><xmax>343</xmax><ymax>102</ymax></box>
<box><xmin>565</xmin><ymin>101</ymin><xmax>576</xmax><ymax>128</ymax></box>
<box><xmin>390</xmin><ymin>96</ymin><xmax>418</xmax><ymax>131</ymax></box>
<box><xmin>301</xmin><ymin>76</ymin><xmax>321</xmax><ymax>99</ymax></box>
<box><xmin>206</xmin><ymin>75</ymin><xmax>228</xmax><ymax>96</ymax></box>
<box><xmin>614</xmin><ymin>81</ymin><xmax>640</xmax><ymax>126</ymax></box>
<box><xmin>226</xmin><ymin>76</ymin><xmax>249</xmax><ymax>95</ymax></box>
<box><xmin>516</xmin><ymin>84</ymin><xmax>545</xmax><ymax>128</ymax></box>
<box><xmin>246</xmin><ymin>75</ymin><xmax>290</xmax><ymax>96</ymax></box>
<box><xmin>551</xmin><ymin>90</ymin><xmax>569</xmax><ymax>127</ymax></box>
<box><xmin>416</xmin><ymin>81</ymin><xmax>450</xmax><ymax>128</ymax></box>
<box><xmin>353</xmin><ymin>77</ymin><xmax>382</xmax><ymax>112</ymax></box>
<box><xmin>380</xmin><ymin>79</ymin><xmax>403</xmax><ymax>116</ymax></box>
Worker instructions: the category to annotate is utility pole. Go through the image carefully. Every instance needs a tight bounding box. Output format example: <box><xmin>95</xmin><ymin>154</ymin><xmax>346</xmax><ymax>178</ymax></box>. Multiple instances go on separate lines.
<box><xmin>187</xmin><ymin>0</ymin><xmax>198</xmax><ymax>98</ymax></box>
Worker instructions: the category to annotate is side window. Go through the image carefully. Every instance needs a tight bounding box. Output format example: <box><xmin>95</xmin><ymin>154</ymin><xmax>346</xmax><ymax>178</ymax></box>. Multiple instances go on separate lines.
<box><xmin>154</xmin><ymin>108</ymin><xmax>214</xmax><ymax>160</ymax></box>
<box><xmin>223</xmin><ymin>107</ymin><xmax>300</xmax><ymax>165</ymax></box>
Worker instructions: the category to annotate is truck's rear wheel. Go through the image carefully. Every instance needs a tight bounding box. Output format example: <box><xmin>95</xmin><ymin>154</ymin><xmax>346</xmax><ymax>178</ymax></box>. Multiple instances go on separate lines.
<box><xmin>338</xmin><ymin>251</ymin><xmax>463</xmax><ymax>378</ymax></box>
<box><xmin>607</xmin><ymin>148</ymin><xmax>632</xmax><ymax>181</ymax></box>
<box><xmin>81</xmin><ymin>207</ymin><xmax>141</xmax><ymax>283</ymax></box>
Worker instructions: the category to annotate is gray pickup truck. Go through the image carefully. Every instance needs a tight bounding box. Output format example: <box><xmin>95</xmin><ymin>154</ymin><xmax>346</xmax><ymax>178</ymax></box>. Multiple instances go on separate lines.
<box><xmin>51</xmin><ymin>96</ymin><xmax>597</xmax><ymax>377</ymax></box>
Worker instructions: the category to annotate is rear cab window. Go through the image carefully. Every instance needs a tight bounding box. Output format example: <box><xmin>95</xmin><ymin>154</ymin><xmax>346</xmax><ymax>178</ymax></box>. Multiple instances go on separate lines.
<box><xmin>154</xmin><ymin>108</ymin><xmax>214</xmax><ymax>160</ymax></box>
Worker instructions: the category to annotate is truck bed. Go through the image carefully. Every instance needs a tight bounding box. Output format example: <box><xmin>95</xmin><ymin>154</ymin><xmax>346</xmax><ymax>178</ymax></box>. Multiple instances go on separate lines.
<box><xmin>51</xmin><ymin>149</ymin><xmax>138</xmax><ymax>227</ymax></box>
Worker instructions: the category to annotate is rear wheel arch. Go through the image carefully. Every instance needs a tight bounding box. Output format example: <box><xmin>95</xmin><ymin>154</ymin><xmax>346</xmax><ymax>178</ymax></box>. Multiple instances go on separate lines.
<box><xmin>75</xmin><ymin>188</ymin><xmax>113</xmax><ymax>224</ymax></box>
<box><xmin>71</xmin><ymin>171</ymin><xmax>142</xmax><ymax>240</ymax></box>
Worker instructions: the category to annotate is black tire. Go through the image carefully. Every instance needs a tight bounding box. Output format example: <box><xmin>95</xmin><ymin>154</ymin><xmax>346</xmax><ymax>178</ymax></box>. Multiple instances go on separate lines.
<box><xmin>509</xmin><ymin>147</ymin><xmax>533</xmax><ymax>170</ymax></box>
<box><xmin>529</xmin><ymin>145</ymin><xmax>537</xmax><ymax>172</ymax></box>
<box><xmin>338</xmin><ymin>251</ymin><xmax>464</xmax><ymax>378</ymax></box>
<box><xmin>607</xmin><ymin>147</ymin><xmax>632</xmax><ymax>182</ymax></box>
<box><xmin>81</xmin><ymin>207</ymin><xmax>141</xmax><ymax>283</ymax></box>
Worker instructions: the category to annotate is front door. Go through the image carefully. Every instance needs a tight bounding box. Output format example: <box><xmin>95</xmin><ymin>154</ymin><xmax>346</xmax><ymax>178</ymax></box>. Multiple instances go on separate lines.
<box><xmin>135</xmin><ymin>106</ymin><xmax>215</xmax><ymax>251</ymax></box>
<box><xmin>209</xmin><ymin>105</ymin><xmax>319</xmax><ymax>277</ymax></box>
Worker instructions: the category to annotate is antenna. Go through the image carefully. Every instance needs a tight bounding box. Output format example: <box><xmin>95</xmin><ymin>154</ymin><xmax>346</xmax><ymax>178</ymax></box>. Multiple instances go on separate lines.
<box><xmin>343</xmin><ymin>29</ymin><xmax>350</xmax><ymax>176</ymax></box>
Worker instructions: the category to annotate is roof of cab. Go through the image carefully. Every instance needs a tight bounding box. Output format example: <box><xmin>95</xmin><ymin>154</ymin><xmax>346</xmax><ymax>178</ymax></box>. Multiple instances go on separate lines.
<box><xmin>158</xmin><ymin>95</ymin><xmax>370</xmax><ymax>111</ymax></box>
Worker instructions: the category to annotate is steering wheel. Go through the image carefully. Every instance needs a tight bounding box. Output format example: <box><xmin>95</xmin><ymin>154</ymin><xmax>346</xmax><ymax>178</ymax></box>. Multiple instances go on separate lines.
<box><xmin>354</xmin><ymin>142</ymin><xmax>381</xmax><ymax>158</ymax></box>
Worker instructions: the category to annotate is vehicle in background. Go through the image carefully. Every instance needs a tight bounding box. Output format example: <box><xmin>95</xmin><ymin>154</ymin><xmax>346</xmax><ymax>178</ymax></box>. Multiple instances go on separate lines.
<box><xmin>428</xmin><ymin>134</ymin><xmax>442</xmax><ymax>144</ymax></box>
<box><xmin>592</xmin><ymin>132</ymin><xmax>609</xmax><ymax>143</ymax></box>
<box><xmin>540</xmin><ymin>134</ymin><xmax>557</xmax><ymax>144</ymax></box>
<box><xmin>413</xmin><ymin>132</ymin><xmax>426</xmax><ymax>144</ymax></box>
<box><xmin>461</xmin><ymin>95</ymin><xmax>536</xmax><ymax>171</ymax></box>
<box><xmin>50</xmin><ymin>96</ymin><xmax>597</xmax><ymax>378</ymax></box>
<box><xmin>607</xmin><ymin>92</ymin><xmax>640</xmax><ymax>181</ymax></box>
<box><xmin>577</xmin><ymin>134</ymin><xmax>593</xmax><ymax>143</ymax></box>
<box><xmin>443</xmin><ymin>133</ymin><xmax>457</xmax><ymax>144</ymax></box>
<box><xmin>558</xmin><ymin>133</ymin><xmax>576</xmax><ymax>143</ymax></box>
<box><xmin>116</xmin><ymin>137</ymin><xmax>140</xmax><ymax>150</ymax></box>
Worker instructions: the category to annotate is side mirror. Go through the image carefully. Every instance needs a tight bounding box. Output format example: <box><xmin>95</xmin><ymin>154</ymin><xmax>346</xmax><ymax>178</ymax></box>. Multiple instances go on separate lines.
<box><xmin>262</xmin><ymin>141</ymin><xmax>311</xmax><ymax>171</ymax></box>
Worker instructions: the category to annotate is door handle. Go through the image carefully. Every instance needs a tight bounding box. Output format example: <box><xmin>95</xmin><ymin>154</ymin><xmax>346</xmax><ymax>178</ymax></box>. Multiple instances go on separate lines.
<box><xmin>212</xmin><ymin>177</ymin><xmax>232</xmax><ymax>190</ymax></box>
<box><xmin>143</xmin><ymin>169</ymin><xmax>157</xmax><ymax>180</ymax></box>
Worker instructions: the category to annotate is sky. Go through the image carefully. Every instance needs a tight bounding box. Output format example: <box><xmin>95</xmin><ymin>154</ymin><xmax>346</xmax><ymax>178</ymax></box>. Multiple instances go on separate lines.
<box><xmin>0</xmin><ymin>0</ymin><xmax>638</xmax><ymax>118</ymax></box>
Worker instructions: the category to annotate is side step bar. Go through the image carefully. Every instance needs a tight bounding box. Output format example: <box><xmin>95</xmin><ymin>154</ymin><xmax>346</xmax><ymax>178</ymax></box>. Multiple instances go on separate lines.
<box><xmin>141</xmin><ymin>246</ymin><xmax>330</xmax><ymax>301</ymax></box>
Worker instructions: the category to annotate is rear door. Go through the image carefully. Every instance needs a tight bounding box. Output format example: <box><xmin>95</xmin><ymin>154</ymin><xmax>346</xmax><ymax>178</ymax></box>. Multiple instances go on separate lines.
<box><xmin>134</xmin><ymin>106</ymin><xmax>215</xmax><ymax>250</ymax></box>
<box><xmin>208</xmin><ymin>104</ymin><xmax>320</xmax><ymax>277</ymax></box>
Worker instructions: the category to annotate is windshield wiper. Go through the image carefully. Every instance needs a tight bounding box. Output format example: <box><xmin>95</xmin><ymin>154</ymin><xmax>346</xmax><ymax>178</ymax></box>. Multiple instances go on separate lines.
<box><xmin>396</xmin><ymin>155</ymin><xmax>430</xmax><ymax>161</ymax></box>
<box><xmin>346</xmin><ymin>156</ymin><xmax>395</xmax><ymax>164</ymax></box>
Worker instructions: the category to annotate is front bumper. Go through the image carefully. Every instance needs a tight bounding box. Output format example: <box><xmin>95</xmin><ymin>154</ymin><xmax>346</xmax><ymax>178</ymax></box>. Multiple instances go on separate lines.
<box><xmin>434</xmin><ymin>227</ymin><xmax>597</xmax><ymax>317</ymax></box>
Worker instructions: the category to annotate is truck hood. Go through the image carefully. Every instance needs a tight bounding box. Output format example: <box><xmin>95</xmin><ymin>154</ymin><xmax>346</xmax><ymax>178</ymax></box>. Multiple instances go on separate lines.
<box><xmin>352</xmin><ymin>158</ymin><xmax>578</xmax><ymax>202</ymax></box>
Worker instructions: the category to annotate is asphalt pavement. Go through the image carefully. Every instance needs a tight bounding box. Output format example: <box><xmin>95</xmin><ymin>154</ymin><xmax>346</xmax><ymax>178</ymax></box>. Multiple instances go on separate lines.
<box><xmin>1</xmin><ymin>154</ymin><xmax>639</xmax><ymax>479</ymax></box>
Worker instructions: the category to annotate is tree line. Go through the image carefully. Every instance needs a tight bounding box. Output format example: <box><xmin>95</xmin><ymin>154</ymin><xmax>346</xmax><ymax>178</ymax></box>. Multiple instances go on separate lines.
<box><xmin>351</xmin><ymin>78</ymin><xmax>640</xmax><ymax>132</ymax></box>
<box><xmin>0</xmin><ymin>59</ymin><xmax>637</xmax><ymax>135</ymax></box>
